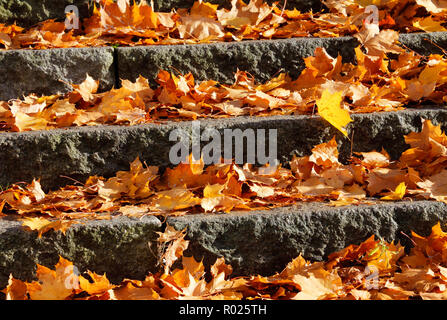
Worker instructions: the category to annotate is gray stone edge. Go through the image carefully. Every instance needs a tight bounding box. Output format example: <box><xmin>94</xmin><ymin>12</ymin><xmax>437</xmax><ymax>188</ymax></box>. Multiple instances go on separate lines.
<box><xmin>1</xmin><ymin>107</ymin><xmax>447</xmax><ymax>190</ymax></box>
<box><xmin>0</xmin><ymin>32</ymin><xmax>446</xmax><ymax>99</ymax></box>
<box><xmin>0</xmin><ymin>215</ymin><xmax>162</xmax><ymax>289</ymax></box>
<box><xmin>1</xmin><ymin>199</ymin><xmax>447</xmax><ymax>289</ymax></box>
<box><xmin>167</xmin><ymin>200</ymin><xmax>447</xmax><ymax>276</ymax></box>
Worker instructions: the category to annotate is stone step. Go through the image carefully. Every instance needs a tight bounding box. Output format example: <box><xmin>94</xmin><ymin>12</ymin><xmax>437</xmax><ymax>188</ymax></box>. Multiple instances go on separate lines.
<box><xmin>0</xmin><ymin>214</ymin><xmax>162</xmax><ymax>290</ymax></box>
<box><xmin>1</xmin><ymin>32</ymin><xmax>446</xmax><ymax>101</ymax></box>
<box><xmin>0</xmin><ymin>0</ymin><xmax>322</xmax><ymax>27</ymax></box>
<box><xmin>116</xmin><ymin>36</ymin><xmax>358</xmax><ymax>88</ymax></box>
<box><xmin>0</xmin><ymin>47</ymin><xmax>115</xmax><ymax>101</ymax></box>
<box><xmin>1</xmin><ymin>200</ymin><xmax>446</xmax><ymax>289</ymax></box>
<box><xmin>1</xmin><ymin>107</ymin><xmax>446</xmax><ymax>191</ymax></box>
<box><xmin>0</xmin><ymin>0</ymin><xmax>91</xmax><ymax>27</ymax></box>
<box><xmin>116</xmin><ymin>32</ymin><xmax>447</xmax><ymax>87</ymax></box>
<box><xmin>168</xmin><ymin>200</ymin><xmax>447</xmax><ymax>277</ymax></box>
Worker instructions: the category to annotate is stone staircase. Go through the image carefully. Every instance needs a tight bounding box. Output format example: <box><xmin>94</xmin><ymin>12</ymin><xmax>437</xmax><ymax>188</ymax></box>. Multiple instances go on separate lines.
<box><xmin>1</xmin><ymin>0</ymin><xmax>447</xmax><ymax>290</ymax></box>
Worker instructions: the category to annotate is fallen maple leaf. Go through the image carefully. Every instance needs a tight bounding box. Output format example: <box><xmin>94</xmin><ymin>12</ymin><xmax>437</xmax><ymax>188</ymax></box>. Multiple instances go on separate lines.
<box><xmin>79</xmin><ymin>271</ymin><xmax>115</xmax><ymax>295</ymax></box>
<box><xmin>316</xmin><ymin>89</ymin><xmax>353</xmax><ymax>137</ymax></box>
<box><xmin>413</xmin><ymin>16</ymin><xmax>447</xmax><ymax>32</ymax></box>
<box><xmin>381</xmin><ymin>182</ymin><xmax>407</xmax><ymax>200</ymax></box>
<box><xmin>157</xmin><ymin>225</ymin><xmax>190</xmax><ymax>274</ymax></box>
<box><xmin>21</xmin><ymin>217</ymin><xmax>79</xmax><ymax>238</ymax></box>
<box><xmin>26</xmin><ymin>257</ymin><xmax>79</xmax><ymax>300</ymax></box>
<box><xmin>5</xmin><ymin>221</ymin><xmax>447</xmax><ymax>300</ymax></box>
<box><xmin>0</xmin><ymin>0</ymin><xmax>445</xmax><ymax>50</ymax></box>
<box><xmin>2</xmin><ymin>275</ymin><xmax>27</xmax><ymax>300</ymax></box>
<box><xmin>416</xmin><ymin>0</ymin><xmax>447</xmax><ymax>13</ymax></box>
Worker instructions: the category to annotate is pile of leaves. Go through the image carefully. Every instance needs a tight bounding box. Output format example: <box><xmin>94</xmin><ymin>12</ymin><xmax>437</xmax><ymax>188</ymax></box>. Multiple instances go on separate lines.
<box><xmin>325</xmin><ymin>0</ymin><xmax>447</xmax><ymax>33</ymax></box>
<box><xmin>4</xmin><ymin>222</ymin><xmax>447</xmax><ymax>300</ymax></box>
<box><xmin>1</xmin><ymin>41</ymin><xmax>447</xmax><ymax>134</ymax></box>
<box><xmin>2</xmin><ymin>119</ymin><xmax>447</xmax><ymax>236</ymax></box>
<box><xmin>0</xmin><ymin>0</ymin><xmax>446</xmax><ymax>50</ymax></box>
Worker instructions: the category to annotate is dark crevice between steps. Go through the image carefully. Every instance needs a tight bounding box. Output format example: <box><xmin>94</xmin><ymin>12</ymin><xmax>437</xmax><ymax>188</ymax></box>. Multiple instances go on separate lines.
<box><xmin>0</xmin><ymin>0</ymin><xmax>328</xmax><ymax>27</ymax></box>
<box><xmin>113</xmin><ymin>47</ymin><xmax>121</xmax><ymax>89</ymax></box>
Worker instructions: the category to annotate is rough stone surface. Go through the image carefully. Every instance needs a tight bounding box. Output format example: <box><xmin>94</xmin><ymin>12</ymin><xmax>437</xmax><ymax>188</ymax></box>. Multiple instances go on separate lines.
<box><xmin>0</xmin><ymin>0</ymin><xmax>92</xmax><ymax>27</ymax></box>
<box><xmin>0</xmin><ymin>0</ymin><xmax>323</xmax><ymax>26</ymax></box>
<box><xmin>1</xmin><ymin>199</ymin><xmax>446</xmax><ymax>288</ymax></box>
<box><xmin>117</xmin><ymin>37</ymin><xmax>359</xmax><ymax>86</ymax></box>
<box><xmin>0</xmin><ymin>215</ymin><xmax>162</xmax><ymax>289</ymax></box>
<box><xmin>2</xmin><ymin>32</ymin><xmax>445</xmax><ymax>100</ymax></box>
<box><xmin>0</xmin><ymin>107</ymin><xmax>446</xmax><ymax>191</ymax></box>
<box><xmin>117</xmin><ymin>32</ymin><xmax>447</xmax><ymax>86</ymax></box>
<box><xmin>399</xmin><ymin>32</ymin><xmax>447</xmax><ymax>56</ymax></box>
<box><xmin>0</xmin><ymin>47</ymin><xmax>115</xmax><ymax>101</ymax></box>
<box><xmin>0</xmin><ymin>120</ymin><xmax>185</xmax><ymax>190</ymax></box>
<box><xmin>168</xmin><ymin>200</ymin><xmax>447</xmax><ymax>276</ymax></box>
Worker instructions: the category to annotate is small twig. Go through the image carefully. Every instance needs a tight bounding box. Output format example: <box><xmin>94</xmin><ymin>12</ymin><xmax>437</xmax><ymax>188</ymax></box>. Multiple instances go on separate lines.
<box><xmin>280</xmin><ymin>0</ymin><xmax>287</xmax><ymax>18</ymax></box>
<box><xmin>59</xmin><ymin>175</ymin><xmax>85</xmax><ymax>186</ymax></box>
<box><xmin>423</xmin><ymin>38</ymin><xmax>447</xmax><ymax>56</ymax></box>
<box><xmin>400</xmin><ymin>231</ymin><xmax>417</xmax><ymax>247</ymax></box>
<box><xmin>168</xmin><ymin>65</ymin><xmax>184</xmax><ymax>77</ymax></box>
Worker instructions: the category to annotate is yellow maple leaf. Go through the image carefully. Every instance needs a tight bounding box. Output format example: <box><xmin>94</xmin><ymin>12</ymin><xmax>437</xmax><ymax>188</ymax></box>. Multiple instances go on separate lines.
<box><xmin>79</xmin><ymin>271</ymin><xmax>115</xmax><ymax>295</ymax></box>
<box><xmin>178</xmin><ymin>16</ymin><xmax>225</xmax><ymax>41</ymax></box>
<box><xmin>316</xmin><ymin>90</ymin><xmax>352</xmax><ymax>137</ymax></box>
<box><xmin>190</xmin><ymin>0</ymin><xmax>219</xmax><ymax>18</ymax></box>
<box><xmin>415</xmin><ymin>0</ymin><xmax>447</xmax><ymax>13</ymax></box>
<box><xmin>413</xmin><ymin>17</ymin><xmax>447</xmax><ymax>32</ymax></box>
<box><xmin>109</xmin><ymin>282</ymin><xmax>160</xmax><ymax>300</ymax></box>
<box><xmin>381</xmin><ymin>182</ymin><xmax>407</xmax><ymax>200</ymax></box>
<box><xmin>26</xmin><ymin>257</ymin><xmax>79</xmax><ymax>300</ymax></box>
<box><xmin>157</xmin><ymin>225</ymin><xmax>190</xmax><ymax>274</ymax></box>
<box><xmin>2</xmin><ymin>275</ymin><xmax>28</xmax><ymax>300</ymax></box>
<box><xmin>21</xmin><ymin>217</ymin><xmax>78</xmax><ymax>238</ymax></box>
<box><xmin>13</xmin><ymin>112</ymin><xmax>48</xmax><ymax>132</ymax></box>
<box><xmin>154</xmin><ymin>189</ymin><xmax>201</xmax><ymax>211</ymax></box>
